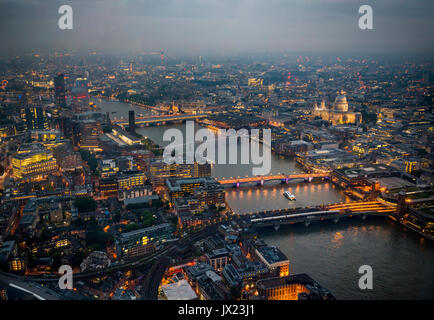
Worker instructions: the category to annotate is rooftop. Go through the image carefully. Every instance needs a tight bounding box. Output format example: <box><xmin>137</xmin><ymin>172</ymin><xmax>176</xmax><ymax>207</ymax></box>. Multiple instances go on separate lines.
<box><xmin>161</xmin><ymin>280</ymin><xmax>198</xmax><ymax>300</ymax></box>
<box><xmin>256</xmin><ymin>245</ymin><xmax>289</xmax><ymax>265</ymax></box>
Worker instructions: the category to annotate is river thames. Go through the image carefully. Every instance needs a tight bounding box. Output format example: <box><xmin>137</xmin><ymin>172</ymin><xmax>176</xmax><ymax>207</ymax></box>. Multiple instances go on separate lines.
<box><xmin>95</xmin><ymin>97</ymin><xmax>434</xmax><ymax>299</ymax></box>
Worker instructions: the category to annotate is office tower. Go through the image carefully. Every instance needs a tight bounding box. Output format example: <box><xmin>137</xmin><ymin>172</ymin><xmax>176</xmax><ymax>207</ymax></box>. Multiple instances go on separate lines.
<box><xmin>58</xmin><ymin>116</ymin><xmax>74</xmax><ymax>143</ymax></box>
<box><xmin>12</xmin><ymin>148</ymin><xmax>58</xmax><ymax>182</ymax></box>
<box><xmin>165</xmin><ymin>176</ymin><xmax>225</xmax><ymax>209</ymax></box>
<box><xmin>115</xmin><ymin>223</ymin><xmax>172</xmax><ymax>258</ymax></box>
<box><xmin>21</xmin><ymin>106</ymin><xmax>48</xmax><ymax>131</ymax></box>
<box><xmin>54</xmin><ymin>73</ymin><xmax>66</xmax><ymax>108</ymax></box>
<box><xmin>128</xmin><ymin>110</ymin><xmax>135</xmax><ymax>134</ymax></box>
<box><xmin>147</xmin><ymin>160</ymin><xmax>211</xmax><ymax>186</ymax></box>
<box><xmin>71</xmin><ymin>77</ymin><xmax>89</xmax><ymax>114</ymax></box>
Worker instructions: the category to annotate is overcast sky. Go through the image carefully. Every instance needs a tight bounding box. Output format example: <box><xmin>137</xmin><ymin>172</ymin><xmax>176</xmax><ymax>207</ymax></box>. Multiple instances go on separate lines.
<box><xmin>0</xmin><ymin>0</ymin><xmax>433</xmax><ymax>57</ymax></box>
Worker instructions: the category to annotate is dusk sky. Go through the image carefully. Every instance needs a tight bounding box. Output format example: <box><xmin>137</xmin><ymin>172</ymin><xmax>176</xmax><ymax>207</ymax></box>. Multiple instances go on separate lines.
<box><xmin>0</xmin><ymin>0</ymin><xmax>433</xmax><ymax>56</ymax></box>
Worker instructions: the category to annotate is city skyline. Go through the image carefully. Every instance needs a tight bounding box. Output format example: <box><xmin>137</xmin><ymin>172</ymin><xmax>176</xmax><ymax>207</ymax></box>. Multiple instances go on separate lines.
<box><xmin>0</xmin><ymin>1</ymin><xmax>432</xmax><ymax>304</ymax></box>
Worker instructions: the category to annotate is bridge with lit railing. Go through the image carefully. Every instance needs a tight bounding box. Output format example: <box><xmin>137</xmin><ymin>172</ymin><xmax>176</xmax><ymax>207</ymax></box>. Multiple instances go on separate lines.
<box><xmin>243</xmin><ymin>200</ymin><xmax>397</xmax><ymax>228</ymax></box>
<box><xmin>112</xmin><ymin>113</ymin><xmax>207</xmax><ymax>126</ymax></box>
<box><xmin>217</xmin><ymin>172</ymin><xmax>331</xmax><ymax>186</ymax></box>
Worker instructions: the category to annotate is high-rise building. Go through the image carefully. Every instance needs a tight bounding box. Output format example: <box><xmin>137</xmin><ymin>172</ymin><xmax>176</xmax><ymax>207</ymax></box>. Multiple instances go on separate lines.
<box><xmin>128</xmin><ymin>110</ymin><xmax>135</xmax><ymax>134</ymax></box>
<box><xmin>71</xmin><ymin>77</ymin><xmax>89</xmax><ymax>114</ymax></box>
<box><xmin>54</xmin><ymin>73</ymin><xmax>66</xmax><ymax>108</ymax></box>
<box><xmin>21</xmin><ymin>106</ymin><xmax>48</xmax><ymax>131</ymax></box>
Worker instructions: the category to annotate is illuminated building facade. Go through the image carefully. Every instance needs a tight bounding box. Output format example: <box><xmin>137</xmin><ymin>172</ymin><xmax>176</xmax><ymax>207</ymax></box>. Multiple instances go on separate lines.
<box><xmin>98</xmin><ymin>178</ymin><xmax>118</xmax><ymax>198</ymax></box>
<box><xmin>165</xmin><ymin>177</ymin><xmax>225</xmax><ymax>209</ymax></box>
<box><xmin>115</xmin><ymin>223</ymin><xmax>172</xmax><ymax>258</ymax></box>
<box><xmin>117</xmin><ymin>171</ymin><xmax>146</xmax><ymax>190</ymax></box>
<box><xmin>99</xmin><ymin>159</ymin><xmax>119</xmax><ymax>178</ymax></box>
<box><xmin>72</xmin><ymin>77</ymin><xmax>90</xmax><ymax>114</ymax></box>
<box><xmin>206</xmin><ymin>248</ymin><xmax>230</xmax><ymax>272</ymax></box>
<box><xmin>21</xmin><ymin>106</ymin><xmax>48</xmax><ymax>131</ymax></box>
<box><xmin>148</xmin><ymin>160</ymin><xmax>211</xmax><ymax>187</ymax></box>
<box><xmin>12</xmin><ymin>150</ymin><xmax>58</xmax><ymax>182</ymax></box>
<box><xmin>257</xmin><ymin>274</ymin><xmax>335</xmax><ymax>300</ymax></box>
<box><xmin>312</xmin><ymin>90</ymin><xmax>362</xmax><ymax>125</ymax></box>
<box><xmin>30</xmin><ymin>130</ymin><xmax>66</xmax><ymax>150</ymax></box>
<box><xmin>111</xmin><ymin>126</ymin><xmax>141</xmax><ymax>146</ymax></box>
<box><xmin>255</xmin><ymin>245</ymin><xmax>290</xmax><ymax>277</ymax></box>
<box><xmin>8</xmin><ymin>257</ymin><xmax>26</xmax><ymax>274</ymax></box>
<box><xmin>248</xmin><ymin>78</ymin><xmax>263</xmax><ymax>87</ymax></box>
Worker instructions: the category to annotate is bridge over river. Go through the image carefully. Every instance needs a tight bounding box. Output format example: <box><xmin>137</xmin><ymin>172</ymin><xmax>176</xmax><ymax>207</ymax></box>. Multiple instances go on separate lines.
<box><xmin>242</xmin><ymin>200</ymin><xmax>397</xmax><ymax>229</ymax></box>
<box><xmin>112</xmin><ymin>113</ymin><xmax>207</xmax><ymax>126</ymax></box>
<box><xmin>218</xmin><ymin>172</ymin><xmax>331</xmax><ymax>187</ymax></box>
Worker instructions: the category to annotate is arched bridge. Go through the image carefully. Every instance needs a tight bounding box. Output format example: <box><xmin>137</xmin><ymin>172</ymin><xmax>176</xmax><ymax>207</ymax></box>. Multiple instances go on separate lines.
<box><xmin>217</xmin><ymin>172</ymin><xmax>331</xmax><ymax>186</ymax></box>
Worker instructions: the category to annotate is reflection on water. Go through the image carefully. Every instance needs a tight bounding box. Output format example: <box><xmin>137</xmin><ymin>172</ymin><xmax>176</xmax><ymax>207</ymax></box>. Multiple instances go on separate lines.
<box><xmin>261</xmin><ymin>218</ymin><xmax>434</xmax><ymax>299</ymax></box>
<box><xmin>91</xmin><ymin>97</ymin><xmax>154</xmax><ymax>119</ymax></box>
<box><xmin>226</xmin><ymin>182</ymin><xmax>349</xmax><ymax>214</ymax></box>
<box><xmin>97</xmin><ymin>98</ymin><xmax>434</xmax><ymax>300</ymax></box>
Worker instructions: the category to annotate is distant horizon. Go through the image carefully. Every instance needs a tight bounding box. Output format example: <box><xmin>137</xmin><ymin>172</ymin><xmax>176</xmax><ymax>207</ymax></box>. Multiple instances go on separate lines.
<box><xmin>1</xmin><ymin>50</ymin><xmax>433</xmax><ymax>62</ymax></box>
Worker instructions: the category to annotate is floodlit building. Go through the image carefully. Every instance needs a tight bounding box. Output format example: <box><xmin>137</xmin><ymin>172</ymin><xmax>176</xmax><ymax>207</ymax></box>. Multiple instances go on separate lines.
<box><xmin>257</xmin><ymin>274</ymin><xmax>335</xmax><ymax>300</ymax></box>
<box><xmin>12</xmin><ymin>149</ymin><xmax>58</xmax><ymax>182</ymax></box>
<box><xmin>312</xmin><ymin>90</ymin><xmax>361</xmax><ymax>125</ymax></box>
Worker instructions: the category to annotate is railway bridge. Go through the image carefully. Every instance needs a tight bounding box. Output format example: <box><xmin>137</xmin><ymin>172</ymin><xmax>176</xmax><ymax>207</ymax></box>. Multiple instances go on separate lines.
<box><xmin>244</xmin><ymin>201</ymin><xmax>397</xmax><ymax>229</ymax></box>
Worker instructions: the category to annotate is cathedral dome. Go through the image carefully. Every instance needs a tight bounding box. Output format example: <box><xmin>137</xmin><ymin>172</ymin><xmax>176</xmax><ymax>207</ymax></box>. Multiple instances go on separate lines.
<box><xmin>333</xmin><ymin>91</ymin><xmax>348</xmax><ymax>112</ymax></box>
